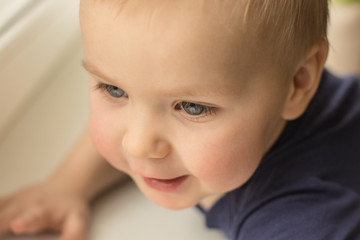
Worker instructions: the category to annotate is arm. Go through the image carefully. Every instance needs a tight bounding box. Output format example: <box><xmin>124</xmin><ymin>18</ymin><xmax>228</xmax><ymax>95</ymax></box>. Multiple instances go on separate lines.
<box><xmin>49</xmin><ymin>127</ymin><xmax>128</xmax><ymax>202</ymax></box>
<box><xmin>0</xmin><ymin>127</ymin><xmax>127</xmax><ymax>240</ymax></box>
<box><xmin>237</xmin><ymin>179</ymin><xmax>360</xmax><ymax>240</ymax></box>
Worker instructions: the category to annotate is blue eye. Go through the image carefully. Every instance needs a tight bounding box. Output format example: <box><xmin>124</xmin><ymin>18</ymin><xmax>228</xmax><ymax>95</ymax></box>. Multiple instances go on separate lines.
<box><xmin>180</xmin><ymin>102</ymin><xmax>208</xmax><ymax>115</ymax></box>
<box><xmin>105</xmin><ymin>85</ymin><xmax>126</xmax><ymax>98</ymax></box>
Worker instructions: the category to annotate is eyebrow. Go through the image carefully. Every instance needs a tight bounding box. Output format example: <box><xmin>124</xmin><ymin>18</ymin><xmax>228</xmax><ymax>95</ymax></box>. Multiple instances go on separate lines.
<box><xmin>82</xmin><ymin>60</ymin><xmax>121</xmax><ymax>86</ymax></box>
<box><xmin>81</xmin><ymin>60</ymin><xmax>240</xmax><ymax>98</ymax></box>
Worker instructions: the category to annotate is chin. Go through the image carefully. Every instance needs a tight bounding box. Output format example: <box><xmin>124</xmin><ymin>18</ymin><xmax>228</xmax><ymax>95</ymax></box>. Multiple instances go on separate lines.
<box><xmin>141</xmin><ymin>188</ymin><xmax>201</xmax><ymax>210</ymax></box>
<box><xmin>132</xmin><ymin>175</ymin><xmax>202</xmax><ymax>210</ymax></box>
<box><xmin>151</xmin><ymin>197</ymin><xmax>198</xmax><ymax>210</ymax></box>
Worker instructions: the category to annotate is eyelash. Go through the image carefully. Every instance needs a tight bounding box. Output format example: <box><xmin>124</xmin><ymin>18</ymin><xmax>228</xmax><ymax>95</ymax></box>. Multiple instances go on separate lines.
<box><xmin>94</xmin><ymin>82</ymin><xmax>216</xmax><ymax>121</ymax></box>
<box><xmin>95</xmin><ymin>82</ymin><xmax>128</xmax><ymax>99</ymax></box>
<box><xmin>174</xmin><ymin>102</ymin><xmax>216</xmax><ymax>121</ymax></box>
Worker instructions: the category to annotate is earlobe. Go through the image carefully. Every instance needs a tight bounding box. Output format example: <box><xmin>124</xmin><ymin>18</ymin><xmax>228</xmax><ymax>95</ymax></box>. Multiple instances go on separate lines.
<box><xmin>282</xmin><ymin>41</ymin><xmax>329</xmax><ymax>120</ymax></box>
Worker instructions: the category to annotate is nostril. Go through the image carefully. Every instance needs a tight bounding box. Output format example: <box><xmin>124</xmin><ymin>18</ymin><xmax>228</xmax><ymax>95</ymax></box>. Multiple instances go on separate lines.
<box><xmin>122</xmin><ymin>133</ymin><xmax>170</xmax><ymax>159</ymax></box>
<box><xmin>153</xmin><ymin>141</ymin><xmax>171</xmax><ymax>159</ymax></box>
<box><xmin>122</xmin><ymin>134</ymin><xmax>143</xmax><ymax>158</ymax></box>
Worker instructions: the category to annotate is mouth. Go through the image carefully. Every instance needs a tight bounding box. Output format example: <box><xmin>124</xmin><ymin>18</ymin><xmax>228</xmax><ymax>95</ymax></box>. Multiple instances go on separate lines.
<box><xmin>143</xmin><ymin>175</ymin><xmax>189</xmax><ymax>192</ymax></box>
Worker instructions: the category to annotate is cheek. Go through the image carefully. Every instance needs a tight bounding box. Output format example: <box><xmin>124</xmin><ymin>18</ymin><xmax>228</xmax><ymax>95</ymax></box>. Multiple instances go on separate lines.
<box><xmin>89</xmin><ymin>114</ymin><xmax>110</xmax><ymax>158</ymax></box>
<box><xmin>183</xmin><ymin>100</ymin><xmax>284</xmax><ymax>193</ymax></box>
<box><xmin>182</xmin><ymin>123</ymin><xmax>264</xmax><ymax>193</ymax></box>
<box><xmin>89</xmin><ymin>111</ymin><xmax>112</xmax><ymax>161</ymax></box>
<box><xmin>88</xmin><ymin>98</ymin><xmax>126</xmax><ymax>170</ymax></box>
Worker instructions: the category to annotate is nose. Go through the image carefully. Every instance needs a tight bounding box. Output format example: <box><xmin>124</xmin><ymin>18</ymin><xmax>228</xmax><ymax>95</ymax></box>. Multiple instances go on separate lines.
<box><xmin>122</xmin><ymin>116</ymin><xmax>171</xmax><ymax>159</ymax></box>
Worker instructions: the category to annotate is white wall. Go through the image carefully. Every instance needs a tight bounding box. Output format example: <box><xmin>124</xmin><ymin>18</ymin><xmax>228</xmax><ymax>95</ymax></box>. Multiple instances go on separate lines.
<box><xmin>0</xmin><ymin>0</ymin><xmax>88</xmax><ymax>194</ymax></box>
<box><xmin>0</xmin><ymin>0</ymin><xmax>83</xmax><ymax>140</ymax></box>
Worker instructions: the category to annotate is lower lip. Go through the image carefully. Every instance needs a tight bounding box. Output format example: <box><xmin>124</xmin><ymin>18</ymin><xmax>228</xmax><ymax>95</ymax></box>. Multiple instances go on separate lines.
<box><xmin>143</xmin><ymin>176</ymin><xmax>189</xmax><ymax>192</ymax></box>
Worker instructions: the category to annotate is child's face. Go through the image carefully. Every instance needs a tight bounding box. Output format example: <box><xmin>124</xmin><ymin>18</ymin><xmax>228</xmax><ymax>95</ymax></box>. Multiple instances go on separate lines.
<box><xmin>81</xmin><ymin>0</ymin><xmax>291</xmax><ymax>209</ymax></box>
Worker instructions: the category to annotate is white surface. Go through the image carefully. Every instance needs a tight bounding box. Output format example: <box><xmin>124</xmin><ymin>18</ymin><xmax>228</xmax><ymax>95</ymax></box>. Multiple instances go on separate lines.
<box><xmin>0</xmin><ymin>0</ymin><xmax>37</xmax><ymax>33</ymax></box>
<box><xmin>89</xmin><ymin>182</ymin><xmax>225</xmax><ymax>240</ymax></box>
<box><xmin>0</xmin><ymin>38</ymin><xmax>88</xmax><ymax>194</ymax></box>
<box><xmin>0</xmin><ymin>0</ymin><xmax>80</xmax><ymax>139</ymax></box>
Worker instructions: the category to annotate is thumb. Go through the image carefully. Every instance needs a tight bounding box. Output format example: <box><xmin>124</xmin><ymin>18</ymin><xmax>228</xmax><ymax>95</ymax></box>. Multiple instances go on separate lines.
<box><xmin>60</xmin><ymin>211</ymin><xmax>88</xmax><ymax>240</ymax></box>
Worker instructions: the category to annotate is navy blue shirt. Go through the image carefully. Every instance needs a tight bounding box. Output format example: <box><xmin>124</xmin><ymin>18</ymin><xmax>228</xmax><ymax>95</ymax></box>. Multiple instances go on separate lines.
<box><xmin>200</xmin><ymin>70</ymin><xmax>360</xmax><ymax>240</ymax></box>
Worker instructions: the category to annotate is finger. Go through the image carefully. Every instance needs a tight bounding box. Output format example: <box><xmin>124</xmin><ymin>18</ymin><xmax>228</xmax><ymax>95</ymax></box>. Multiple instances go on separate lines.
<box><xmin>0</xmin><ymin>198</ymin><xmax>7</xmax><ymax>209</ymax></box>
<box><xmin>60</xmin><ymin>211</ymin><xmax>88</xmax><ymax>240</ymax></box>
<box><xmin>0</xmin><ymin>220</ymin><xmax>10</xmax><ymax>235</ymax></box>
<box><xmin>0</xmin><ymin>204</ymin><xmax>23</xmax><ymax>234</ymax></box>
<box><xmin>0</xmin><ymin>210</ymin><xmax>10</xmax><ymax>234</ymax></box>
<box><xmin>10</xmin><ymin>208</ymin><xmax>48</xmax><ymax>234</ymax></box>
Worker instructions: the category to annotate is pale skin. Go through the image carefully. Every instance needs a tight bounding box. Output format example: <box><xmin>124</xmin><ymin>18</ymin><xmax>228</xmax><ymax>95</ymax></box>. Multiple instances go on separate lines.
<box><xmin>0</xmin><ymin>129</ymin><xmax>127</xmax><ymax>240</ymax></box>
<box><xmin>0</xmin><ymin>0</ymin><xmax>328</xmax><ymax>239</ymax></box>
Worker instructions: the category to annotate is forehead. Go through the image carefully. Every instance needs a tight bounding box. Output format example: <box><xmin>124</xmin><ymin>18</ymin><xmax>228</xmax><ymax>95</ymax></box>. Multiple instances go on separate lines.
<box><xmin>80</xmin><ymin>0</ymin><xmax>269</xmax><ymax>94</ymax></box>
<box><xmin>86</xmin><ymin>0</ymin><xmax>246</xmax><ymax>25</ymax></box>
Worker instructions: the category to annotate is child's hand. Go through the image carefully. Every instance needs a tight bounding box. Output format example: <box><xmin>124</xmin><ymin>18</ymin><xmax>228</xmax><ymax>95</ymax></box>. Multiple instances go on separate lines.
<box><xmin>0</xmin><ymin>181</ymin><xmax>90</xmax><ymax>240</ymax></box>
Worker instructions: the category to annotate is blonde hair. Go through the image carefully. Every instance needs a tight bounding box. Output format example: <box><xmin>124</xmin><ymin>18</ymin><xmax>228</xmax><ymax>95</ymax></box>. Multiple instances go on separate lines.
<box><xmin>88</xmin><ymin>0</ymin><xmax>329</xmax><ymax>76</ymax></box>
<box><xmin>241</xmin><ymin>0</ymin><xmax>329</xmax><ymax>75</ymax></box>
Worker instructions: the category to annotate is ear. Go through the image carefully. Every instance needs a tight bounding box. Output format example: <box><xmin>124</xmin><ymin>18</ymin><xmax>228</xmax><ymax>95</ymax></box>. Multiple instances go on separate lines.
<box><xmin>282</xmin><ymin>40</ymin><xmax>329</xmax><ymax>120</ymax></box>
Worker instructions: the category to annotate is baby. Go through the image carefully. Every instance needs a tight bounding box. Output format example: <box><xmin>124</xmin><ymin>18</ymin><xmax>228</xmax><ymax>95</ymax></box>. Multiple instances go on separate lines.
<box><xmin>1</xmin><ymin>0</ymin><xmax>360</xmax><ymax>239</ymax></box>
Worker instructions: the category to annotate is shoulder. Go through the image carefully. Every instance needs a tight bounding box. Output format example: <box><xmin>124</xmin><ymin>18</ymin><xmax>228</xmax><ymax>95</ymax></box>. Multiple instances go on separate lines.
<box><xmin>204</xmin><ymin>177</ymin><xmax>360</xmax><ymax>240</ymax></box>
<box><xmin>235</xmin><ymin>177</ymin><xmax>360</xmax><ymax>240</ymax></box>
<box><xmin>315</xmin><ymin>70</ymin><xmax>360</xmax><ymax>116</ymax></box>
<box><xmin>264</xmin><ymin>70</ymin><xmax>360</xmax><ymax>190</ymax></box>
<box><xmin>307</xmin><ymin>70</ymin><xmax>360</xmax><ymax>125</ymax></box>
<box><xmin>203</xmin><ymin>71</ymin><xmax>360</xmax><ymax>239</ymax></box>
<box><xmin>272</xmin><ymin>70</ymin><xmax>360</xmax><ymax>154</ymax></box>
